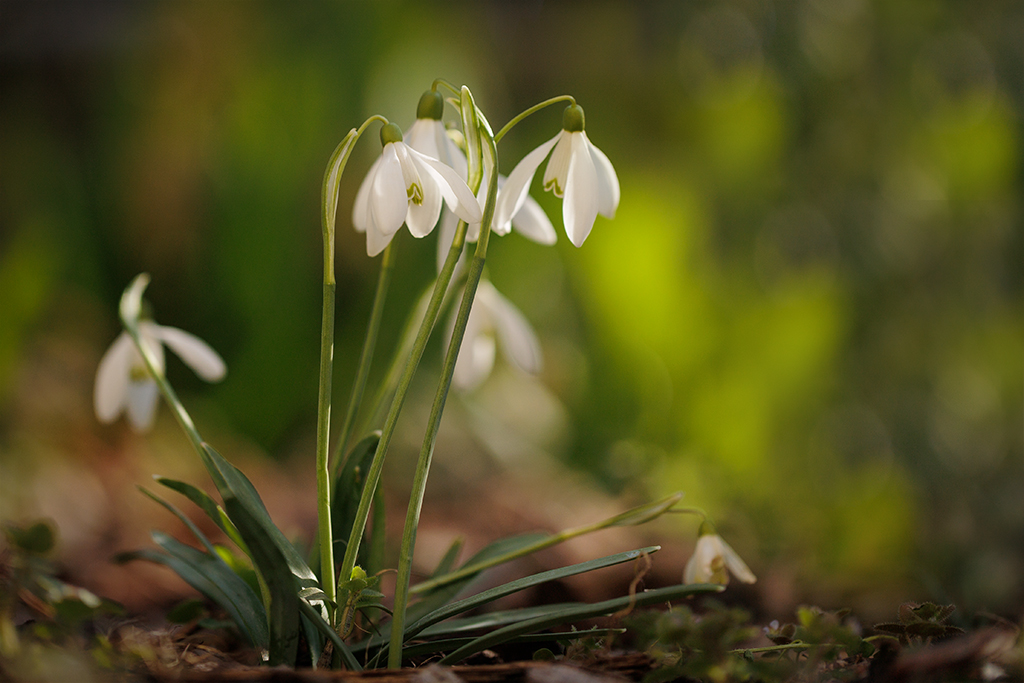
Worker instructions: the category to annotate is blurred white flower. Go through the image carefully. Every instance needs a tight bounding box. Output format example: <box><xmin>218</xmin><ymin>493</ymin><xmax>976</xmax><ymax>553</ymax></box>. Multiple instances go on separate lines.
<box><xmin>448</xmin><ymin>281</ymin><xmax>542</xmax><ymax>392</ymax></box>
<box><xmin>352</xmin><ymin>122</ymin><xmax>482</xmax><ymax>257</ymax></box>
<box><xmin>683</xmin><ymin>525</ymin><xmax>757</xmax><ymax>586</ymax></box>
<box><xmin>495</xmin><ymin>104</ymin><xmax>619</xmax><ymax>247</ymax></box>
<box><xmin>94</xmin><ymin>321</ymin><xmax>226</xmax><ymax>432</ymax></box>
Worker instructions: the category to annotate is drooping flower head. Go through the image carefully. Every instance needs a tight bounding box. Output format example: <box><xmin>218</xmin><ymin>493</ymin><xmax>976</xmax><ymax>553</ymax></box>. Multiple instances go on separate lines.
<box><xmin>683</xmin><ymin>521</ymin><xmax>757</xmax><ymax>586</ymax></box>
<box><xmin>94</xmin><ymin>319</ymin><xmax>226</xmax><ymax>432</ymax></box>
<box><xmin>495</xmin><ymin>104</ymin><xmax>619</xmax><ymax>247</ymax></box>
<box><xmin>398</xmin><ymin>91</ymin><xmax>556</xmax><ymax>272</ymax></box>
<box><xmin>352</xmin><ymin>118</ymin><xmax>482</xmax><ymax>257</ymax></box>
<box><xmin>447</xmin><ymin>280</ymin><xmax>542</xmax><ymax>392</ymax></box>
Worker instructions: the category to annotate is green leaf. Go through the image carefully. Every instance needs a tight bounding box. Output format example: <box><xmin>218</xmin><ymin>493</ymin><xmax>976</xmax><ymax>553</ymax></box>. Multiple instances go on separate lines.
<box><xmin>222</xmin><ymin>491</ymin><xmax>302</xmax><ymax>665</ymax></box>
<box><xmin>167</xmin><ymin>598</ymin><xmax>207</xmax><ymax>624</ymax></box>
<box><xmin>332</xmin><ymin>432</ymin><xmax>380</xmax><ymax>564</ymax></box>
<box><xmin>399</xmin><ymin>628</ymin><xmax>621</xmax><ymax>659</ymax></box>
<box><xmin>406</xmin><ymin>546</ymin><xmax>660</xmax><ymax>641</ymax></box>
<box><xmin>409</xmin><ymin>532</ymin><xmax>549</xmax><ymax>599</ymax></box>
<box><xmin>437</xmin><ymin>583</ymin><xmax>722</xmax><ymax>665</ymax></box>
<box><xmin>154</xmin><ymin>476</ymin><xmax>247</xmax><ymax>553</ymax></box>
<box><xmin>297</xmin><ymin>599</ymin><xmax>362</xmax><ymax>671</ymax></box>
<box><xmin>603</xmin><ymin>492</ymin><xmax>685</xmax><ymax>527</ymax></box>
<box><xmin>121</xmin><ymin>531</ymin><xmax>268</xmax><ymax>648</ymax></box>
<box><xmin>4</xmin><ymin>520</ymin><xmax>56</xmax><ymax>555</ymax></box>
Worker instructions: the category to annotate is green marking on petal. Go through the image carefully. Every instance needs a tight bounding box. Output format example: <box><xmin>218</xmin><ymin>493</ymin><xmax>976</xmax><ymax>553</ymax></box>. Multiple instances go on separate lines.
<box><xmin>544</xmin><ymin>178</ymin><xmax>564</xmax><ymax>198</ymax></box>
<box><xmin>408</xmin><ymin>182</ymin><xmax>424</xmax><ymax>205</ymax></box>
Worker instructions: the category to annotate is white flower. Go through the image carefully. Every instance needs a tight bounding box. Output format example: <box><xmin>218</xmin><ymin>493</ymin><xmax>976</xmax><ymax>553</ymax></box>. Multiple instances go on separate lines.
<box><xmin>402</xmin><ymin>113</ymin><xmax>555</xmax><ymax>271</ymax></box>
<box><xmin>94</xmin><ymin>321</ymin><xmax>226</xmax><ymax>432</ymax></box>
<box><xmin>683</xmin><ymin>528</ymin><xmax>757</xmax><ymax>586</ymax></box>
<box><xmin>448</xmin><ymin>281</ymin><xmax>542</xmax><ymax>392</ymax></box>
<box><xmin>352</xmin><ymin>122</ymin><xmax>482</xmax><ymax>257</ymax></box>
<box><xmin>495</xmin><ymin>104</ymin><xmax>619</xmax><ymax>248</ymax></box>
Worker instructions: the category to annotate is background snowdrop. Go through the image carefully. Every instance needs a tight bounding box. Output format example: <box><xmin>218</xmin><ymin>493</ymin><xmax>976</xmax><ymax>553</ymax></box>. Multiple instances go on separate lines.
<box><xmin>447</xmin><ymin>280</ymin><xmax>542</xmax><ymax>392</ymax></box>
<box><xmin>94</xmin><ymin>320</ymin><xmax>226</xmax><ymax>432</ymax></box>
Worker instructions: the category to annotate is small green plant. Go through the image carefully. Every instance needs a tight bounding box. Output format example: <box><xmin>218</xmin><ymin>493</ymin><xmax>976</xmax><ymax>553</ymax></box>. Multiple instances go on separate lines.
<box><xmin>97</xmin><ymin>80</ymin><xmax>750</xmax><ymax>670</ymax></box>
<box><xmin>873</xmin><ymin>601</ymin><xmax>966</xmax><ymax>645</ymax></box>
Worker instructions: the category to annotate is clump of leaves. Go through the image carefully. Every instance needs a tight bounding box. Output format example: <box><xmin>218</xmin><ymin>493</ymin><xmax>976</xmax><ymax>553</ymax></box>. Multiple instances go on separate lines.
<box><xmin>873</xmin><ymin>601</ymin><xmax>966</xmax><ymax>645</ymax></box>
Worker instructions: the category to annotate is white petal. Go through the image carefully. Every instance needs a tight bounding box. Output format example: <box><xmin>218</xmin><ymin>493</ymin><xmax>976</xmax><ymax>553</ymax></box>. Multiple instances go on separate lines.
<box><xmin>683</xmin><ymin>535</ymin><xmax>719</xmax><ymax>584</ymax></box>
<box><xmin>366</xmin><ymin>223</ymin><xmax>394</xmax><ymax>257</ymax></box>
<box><xmin>494</xmin><ymin>133</ymin><xmax>560</xmax><ymax>233</ymax></box>
<box><xmin>94</xmin><ymin>332</ymin><xmax>135</xmax><ymax>423</ymax></box>
<box><xmin>483</xmin><ymin>283</ymin><xmax>542</xmax><ymax>375</ymax></box>
<box><xmin>138</xmin><ymin>321</ymin><xmax>167</xmax><ymax>374</ymax></box>
<box><xmin>510</xmin><ymin>192</ymin><xmax>557</xmax><ymax>245</ymax></box>
<box><xmin>351</xmin><ymin>155</ymin><xmax>382</xmax><ymax>233</ymax></box>
<box><xmin>584</xmin><ymin>133</ymin><xmax>620</xmax><ymax>219</ymax></box>
<box><xmin>562</xmin><ymin>133</ymin><xmax>599</xmax><ymax>247</ymax></box>
<box><xmin>542</xmin><ymin>131</ymin><xmax>574</xmax><ymax>198</ymax></box>
<box><xmin>405</xmin><ymin>151</ymin><xmax>445</xmax><ymax>238</ymax></box>
<box><xmin>369</xmin><ymin>144</ymin><xmax>408</xmax><ymax>240</ymax></box>
<box><xmin>151</xmin><ymin>324</ymin><xmax>226</xmax><ymax>382</ymax></box>
<box><xmin>457</xmin><ymin>335</ymin><xmax>496</xmax><ymax>391</ymax></box>
<box><xmin>436</xmin><ymin>209</ymin><xmax>461</xmax><ymax>273</ymax></box>
<box><xmin>126</xmin><ymin>379</ymin><xmax>161</xmax><ymax>432</ymax></box>
<box><xmin>414</xmin><ymin>149</ymin><xmax>482</xmax><ymax>224</ymax></box>
<box><xmin>452</xmin><ymin>306</ymin><xmax>495</xmax><ymax>392</ymax></box>
<box><xmin>404</xmin><ymin>119</ymin><xmax>443</xmax><ymax>160</ymax></box>
<box><xmin>721</xmin><ymin>539</ymin><xmax>757</xmax><ymax>584</ymax></box>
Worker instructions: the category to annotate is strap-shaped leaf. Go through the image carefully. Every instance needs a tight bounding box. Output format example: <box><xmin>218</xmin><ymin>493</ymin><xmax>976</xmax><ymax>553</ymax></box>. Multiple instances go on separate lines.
<box><xmin>202</xmin><ymin>443</ymin><xmax>318</xmax><ymax>587</ymax></box>
<box><xmin>154</xmin><ymin>476</ymin><xmax>247</xmax><ymax>553</ymax></box>
<box><xmin>297</xmin><ymin>598</ymin><xmax>362</xmax><ymax>671</ymax></box>
<box><xmin>404</xmin><ymin>532</ymin><xmax>549</xmax><ymax>627</ymax></box>
<box><xmin>332</xmin><ymin>432</ymin><xmax>380</xmax><ymax>565</ymax></box>
<box><xmin>411</xmin><ymin>494</ymin><xmax>684</xmax><ymax>596</ymax></box>
<box><xmin>437</xmin><ymin>582</ymin><xmax>723</xmax><ymax>665</ymax></box>
<box><xmin>406</xmin><ymin>546</ymin><xmax>660</xmax><ymax>641</ymax></box>
<box><xmin>399</xmin><ymin>628</ymin><xmax>622</xmax><ymax>659</ymax></box>
<box><xmin>223</xmin><ymin>493</ymin><xmax>301</xmax><ymax>666</ymax></box>
<box><xmin>123</xmin><ymin>532</ymin><xmax>268</xmax><ymax>648</ymax></box>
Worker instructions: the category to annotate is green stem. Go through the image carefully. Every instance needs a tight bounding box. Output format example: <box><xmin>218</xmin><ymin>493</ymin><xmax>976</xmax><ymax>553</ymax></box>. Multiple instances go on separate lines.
<box><xmin>493</xmin><ymin>95</ymin><xmax>576</xmax><ymax>143</ymax></box>
<box><xmin>315</xmin><ymin>278</ymin><xmax>337</xmax><ymax>618</ymax></box>
<box><xmin>337</xmin><ymin>219</ymin><xmax>469</xmax><ymax>599</ymax></box>
<box><xmin>332</xmin><ymin>243</ymin><xmax>395</xmax><ymax>476</ymax></box>
<box><xmin>317</xmin><ymin>114</ymin><xmax>389</xmax><ymax>622</ymax></box>
<box><xmin>388</xmin><ymin>132</ymin><xmax>500</xmax><ymax>670</ymax></box>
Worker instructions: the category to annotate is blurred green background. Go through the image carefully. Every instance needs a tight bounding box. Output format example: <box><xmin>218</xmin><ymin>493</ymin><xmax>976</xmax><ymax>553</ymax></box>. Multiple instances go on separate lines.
<box><xmin>1</xmin><ymin>1</ymin><xmax>1021</xmax><ymax>621</ymax></box>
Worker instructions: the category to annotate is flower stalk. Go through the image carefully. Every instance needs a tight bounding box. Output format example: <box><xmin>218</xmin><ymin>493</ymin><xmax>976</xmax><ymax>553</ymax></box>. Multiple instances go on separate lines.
<box><xmin>317</xmin><ymin>115</ymin><xmax>388</xmax><ymax>619</ymax></box>
<box><xmin>388</xmin><ymin>114</ymin><xmax>498</xmax><ymax>669</ymax></box>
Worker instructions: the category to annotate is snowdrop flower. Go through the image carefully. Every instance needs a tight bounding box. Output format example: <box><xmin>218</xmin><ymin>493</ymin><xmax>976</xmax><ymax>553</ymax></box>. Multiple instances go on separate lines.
<box><xmin>401</xmin><ymin>91</ymin><xmax>556</xmax><ymax>271</ymax></box>
<box><xmin>495</xmin><ymin>104</ymin><xmax>619</xmax><ymax>247</ymax></box>
<box><xmin>683</xmin><ymin>522</ymin><xmax>757</xmax><ymax>586</ymax></box>
<box><xmin>94</xmin><ymin>321</ymin><xmax>226</xmax><ymax>432</ymax></box>
<box><xmin>352</xmin><ymin>120</ymin><xmax>482</xmax><ymax>257</ymax></box>
<box><xmin>448</xmin><ymin>280</ymin><xmax>542</xmax><ymax>392</ymax></box>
